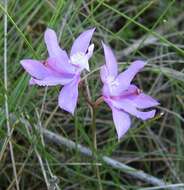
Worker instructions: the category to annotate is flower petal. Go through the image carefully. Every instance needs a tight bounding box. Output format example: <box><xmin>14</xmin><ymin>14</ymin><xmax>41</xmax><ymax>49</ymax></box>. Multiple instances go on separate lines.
<box><xmin>111</xmin><ymin>85</ymin><xmax>159</xmax><ymax>109</ymax></box>
<box><xmin>44</xmin><ymin>28</ymin><xmax>66</xmax><ymax>58</ymax></box>
<box><xmin>119</xmin><ymin>84</ymin><xmax>138</xmax><ymax>98</ymax></box>
<box><xmin>111</xmin><ymin>99</ymin><xmax>156</xmax><ymax>120</ymax></box>
<box><xmin>102</xmin><ymin>84</ymin><xmax>111</xmax><ymax>98</ymax></box>
<box><xmin>107</xmin><ymin>84</ymin><xmax>137</xmax><ymax>99</ymax></box>
<box><xmin>102</xmin><ymin>42</ymin><xmax>118</xmax><ymax>77</ymax></box>
<box><xmin>47</xmin><ymin>57</ymin><xmax>75</xmax><ymax>74</ymax></box>
<box><xmin>111</xmin><ymin>107</ymin><xmax>131</xmax><ymax>139</ymax></box>
<box><xmin>58</xmin><ymin>75</ymin><xmax>80</xmax><ymax>114</ymax></box>
<box><xmin>130</xmin><ymin>93</ymin><xmax>159</xmax><ymax>109</ymax></box>
<box><xmin>116</xmin><ymin>60</ymin><xmax>146</xmax><ymax>91</ymax></box>
<box><xmin>30</xmin><ymin>75</ymin><xmax>74</xmax><ymax>86</ymax></box>
<box><xmin>70</xmin><ymin>28</ymin><xmax>95</xmax><ymax>56</ymax></box>
<box><xmin>44</xmin><ymin>28</ymin><xmax>77</xmax><ymax>74</ymax></box>
<box><xmin>20</xmin><ymin>59</ymin><xmax>50</xmax><ymax>79</ymax></box>
<box><xmin>100</xmin><ymin>65</ymin><xmax>109</xmax><ymax>84</ymax></box>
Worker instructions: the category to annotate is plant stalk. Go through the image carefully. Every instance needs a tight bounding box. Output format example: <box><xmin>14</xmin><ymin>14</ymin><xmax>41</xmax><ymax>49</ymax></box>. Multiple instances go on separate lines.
<box><xmin>91</xmin><ymin>106</ymin><xmax>103</xmax><ymax>190</ymax></box>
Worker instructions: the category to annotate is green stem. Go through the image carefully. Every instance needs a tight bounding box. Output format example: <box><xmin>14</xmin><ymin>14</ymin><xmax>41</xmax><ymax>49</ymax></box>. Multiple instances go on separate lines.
<box><xmin>91</xmin><ymin>107</ymin><xmax>97</xmax><ymax>151</ymax></box>
<box><xmin>80</xmin><ymin>81</ymin><xmax>103</xmax><ymax>189</ymax></box>
<box><xmin>91</xmin><ymin>107</ymin><xmax>103</xmax><ymax>190</ymax></box>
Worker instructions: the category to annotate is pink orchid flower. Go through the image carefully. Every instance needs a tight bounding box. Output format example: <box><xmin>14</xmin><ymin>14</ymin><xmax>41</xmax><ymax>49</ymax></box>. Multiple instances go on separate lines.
<box><xmin>21</xmin><ymin>28</ymin><xmax>95</xmax><ymax>114</ymax></box>
<box><xmin>100</xmin><ymin>43</ymin><xmax>159</xmax><ymax>139</ymax></box>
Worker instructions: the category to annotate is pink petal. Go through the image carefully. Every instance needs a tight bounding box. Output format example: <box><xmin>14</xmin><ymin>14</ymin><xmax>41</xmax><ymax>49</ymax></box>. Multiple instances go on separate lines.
<box><xmin>116</xmin><ymin>60</ymin><xmax>146</xmax><ymax>90</ymax></box>
<box><xmin>111</xmin><ymin>85</ymin><xmax>159</xmax><ymax>109</ymax></box>
<box><xmin>131</xmin><ymin>93</ymin><xmax>159</xmax><ymax>109</ymax></box>
<box><xmin>30</xmin><ymin>75</ymin><xmax>74</xmax><ymax>86</ymax></box>
<box><xmin>103</xmin><ymin>83</ymin><xmax>137</xmax><ymax>100</ymax></box>
<box><xmin>102</xmin><ymin>42</ymin><xmax>118</xmax><ymax>77</ymax></box>
<box><xmin>111</xmin><ymin>107</ymin><xmax>131</xmax><ymax>139</ymax></box>
<box><xmin>44</xmin><ymin>29</ymin><xmax>76</xmax><ymax>74</ymax></box>
<box><xmin>102</xmin><ymin>84</ymin><xmax>110</xmax><ymax>97</ymax></box>
<box><xmin>100</xmin><ymin>65</ymin><xmax>109</xmax><ymax>83</ymax></box>
<box><xmin>119</xmin><ymin>84</ymin><xmax>138</xmax><ymax>97</ymax></box>
<box><xmin>111</xmin><ymin>99</ymin><xmax>156</xmax><ymax>120</ymax></box>
<box><xmin>44</xmin><ymin>28</ymin><xmax>65</xmax><ymax>58</ymax></box>
<box><xmin>70</xmin><ymin>28</ymin><xmax>95</xmax><ymax>56</ymax></box>
<box><xmin>58</xmin><ymin>75</ymin><xmax>80</xmax><ymax>114</ymax></box>
<box><xmin>47</xmin><ymin>57</ymin><xmax>75</xmax><ymax>74</ymax></box>
<box><xmin>20</xmin><ymin>59</ymin><xmax>51</xmax><ymax>79</ymax></box>
<box><xmin>107</xmin><ymin>84</ymin><xmax>138</xmax><ymax>99</ymax></box>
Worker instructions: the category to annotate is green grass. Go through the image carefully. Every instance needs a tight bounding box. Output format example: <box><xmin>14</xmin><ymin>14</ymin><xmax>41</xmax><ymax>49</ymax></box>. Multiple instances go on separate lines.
<box><xmin>0</xmin><ymin>0</ymin><xmax>184</xmax><ymax>189</ymax></box>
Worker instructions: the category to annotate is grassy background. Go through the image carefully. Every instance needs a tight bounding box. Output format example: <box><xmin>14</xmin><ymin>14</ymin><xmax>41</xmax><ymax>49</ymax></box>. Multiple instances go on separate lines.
<box><xmin>0</xmin><ymin>0</ymin><xmax>184</xmax><ymax>189</ymax></box>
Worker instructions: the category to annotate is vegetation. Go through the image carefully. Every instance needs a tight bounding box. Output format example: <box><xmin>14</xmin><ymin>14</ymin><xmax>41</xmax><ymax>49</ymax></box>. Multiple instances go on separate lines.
<box><xmin>0</xmin><ymin>0</ymin><xmax>184</xmax><ymax>189</ymax></box>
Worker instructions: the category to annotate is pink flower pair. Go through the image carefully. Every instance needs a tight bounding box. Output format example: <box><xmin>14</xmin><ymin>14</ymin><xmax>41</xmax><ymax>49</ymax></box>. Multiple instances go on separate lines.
<box><xmin>21</xmin><ymin>28</ymin><xmax>159</xmax><ymax>139</ymax></box>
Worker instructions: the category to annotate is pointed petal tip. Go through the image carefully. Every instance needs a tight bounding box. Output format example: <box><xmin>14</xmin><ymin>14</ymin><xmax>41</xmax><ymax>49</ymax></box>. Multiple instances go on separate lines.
<box><xmin>132</xmin><ymin>93</ymin><xmax>160</xmax><ymax>109</ymax></box>
<box><xmin>101</xmin><ymin>42</ymin><xmax>115</xmax><ymax>56</ymax></box>
<box><xmin>101</xmin><ymin>41</ymin><xmax>108</xmax><ymax>49</ymax></box>
<box><xmin>20</xmin><ymin>59</ymin><xmax>34</xmax><ymax>66</ymax></box>
<box><xmin>117</xmin><ymin>134</ymin><xmax>122</xmax><ymax>140</ymax></box>
<box><xmin>20</xmin><ymin>59</ymin><xmax>33</xmax><ymax>69</ymax></box>
<box><xmin>70</xmin><ymin>27</ymin><xmax>95</xmax><ymax>56</ymax></box>
<box><xmin>85</xmin><ymin>27</ymin><xmax>96</xmax><ymax>38</ymax></box>
<box><xmin>155</xmin><ymin>98</ymin><xmax>160</xmax><ymax>105</ymax></box>
<box><xmin>71</xmin><ymin>110</ymin><xmax>75</xmax><ymax>116</ymax></box>
<box><xmin>132</xmin><ymin>60</ymin><xmax>147</xmax><ymax>68</ymax></box>
<box><xmin>152</xmin><ymin>99</ymin><xmax>160</xmax><ymax>107</ymax></box>
<box><xmin>65</xmin><ymin>106</ymin><xmax>75</xmax><ymax>115</ymax></box>
<box><xmin>101</xmin><ymin>40</ymin><xmax>105</xmax><ymax>45</ymax></box>
<box><xmin>112</xmin><ymin>108</ymin><xmax>131</xmax><ymax>141</ymax></box>
<box><xmin>59</xmin><ymin>101</ymin><xmax>75</xmax><ymax>115</ymax></box>
<box><xmin>88</xmin><ymin>27</ymin><xmax>96</xmax><ymax>32</ymax></box>
<box><xmin>20</xmin><ymin>59</ymin><xmax>26</xmax><ymax>66</ymax></box>
<box><xmin>101</xmin><ymin>42</ymin><xmax>111</xmax><ymax>51</ymax></box>
<box><xmin>83</xmin><ymin>27</ymin><xmax>96</xmax><ymax>36</ymax></box>
<box><xmin>102</xmin><ymin>42</ymin><xmax>118</xmax><ymax>77</ymax></box>
<box><xmin>117</xmin><ymin>128</ymin><xmax>128</xmax><ymax>140</ymax></box>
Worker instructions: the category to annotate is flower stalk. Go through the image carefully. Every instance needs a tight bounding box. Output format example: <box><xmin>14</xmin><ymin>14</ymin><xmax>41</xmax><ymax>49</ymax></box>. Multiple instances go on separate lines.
<box><xmin>91</xmin><ymin>106</ymin><xmax>97</xmax><ymax>151</ymax></box>
<box><xmin>80</xmin><ymin>81</ymin><xmax>103</xmax><ymax>189</ymax></box>
<box><xmin>90</xmin><ymin>105</ymin><xmax>103</xmax><ymax>190</ymax></box>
